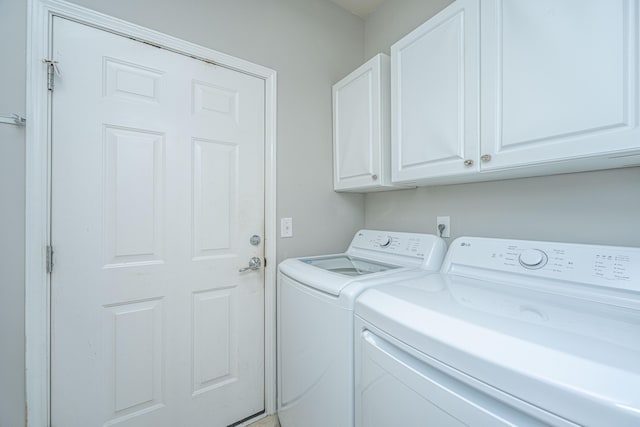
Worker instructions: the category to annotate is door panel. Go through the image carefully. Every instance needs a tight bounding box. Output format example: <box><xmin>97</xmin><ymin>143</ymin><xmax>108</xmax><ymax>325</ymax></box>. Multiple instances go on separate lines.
<box><xmin>481</xmin><ymin>0</ymin><xmax>639</xmax><ymax>169</ymax></box>
<box><xmin>334</xmin><ymin>65</ymin><xmax>375</xmax><ymax>184</ymax></box>
<box><xmin>103</xmin><ymin>126</ymin><xmax>165</xmax><ymax>267</ymax></box>
<box><xmin>51</xmin><ymin>17</ymin><xmax>265</xmax><ymax>427</ymax></box>
<box><xmin>391</xmin><ymin>0</ymin><xmax>480</xmax><ymax>182</ymax></box>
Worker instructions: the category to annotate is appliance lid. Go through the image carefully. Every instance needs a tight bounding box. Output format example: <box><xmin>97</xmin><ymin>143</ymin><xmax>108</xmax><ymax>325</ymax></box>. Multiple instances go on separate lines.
<box><xmin>355</xmin><ymin>274</ymin><xmax>640</xmax><ymax>426</ymax></box>
<box><xmin>300</xmin><ymin>255</ymin><xmax>400</xmax><ymax>276</ymax></box>
<box><xmin>278</xmin><ymin>255</ymin><xmax>405</xmax><ymax>296</ymax></box>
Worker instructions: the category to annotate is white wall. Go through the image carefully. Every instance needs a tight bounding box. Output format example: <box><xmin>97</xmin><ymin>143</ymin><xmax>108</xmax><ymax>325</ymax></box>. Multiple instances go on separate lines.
<box><xmin>365</xmin><ymin>168</ymin><xmax>640</xmax><ymax>246</ymax></box>
<box><xmin>363</xmin><ymin>0</ymin><xmax>640</xmax><ymax>248</ymax></box>
<box><xmin>1</xmin><ymin>1</ymin><xmax>365</xmax><ymax>425</ymax></box>
<box><xmin>0</xmin><ymin>0</ymin><xmax>27</xmax><ymax>425</ymax></box>
<box><xmin>364</xmin><ymin>0</ymin><xmax>453</xmax><ymax>59</ymax></box>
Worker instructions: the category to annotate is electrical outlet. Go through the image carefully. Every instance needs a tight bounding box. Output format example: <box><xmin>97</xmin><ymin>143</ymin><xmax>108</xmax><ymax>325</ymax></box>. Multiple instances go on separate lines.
<box><xmin>436</xmin><ymin>216</ymin><xmax>450</xmax><ymax>238</ymax></box>
<box><xmin>281</xmin><ymin>217</ymin><xmax>293</xmax><ymax>238</ymax></box>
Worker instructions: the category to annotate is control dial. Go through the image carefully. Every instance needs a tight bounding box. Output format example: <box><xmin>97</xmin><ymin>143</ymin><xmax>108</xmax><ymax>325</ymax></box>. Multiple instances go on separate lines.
<box><xmin>379</xmin><ymin>236</ymin><xmax>393</xmax><ymax>248</ymax></box>
<box><xmin>518</xmin><ymin>249</ymin><xmax>548</xmax><ymax>269</ymax></box>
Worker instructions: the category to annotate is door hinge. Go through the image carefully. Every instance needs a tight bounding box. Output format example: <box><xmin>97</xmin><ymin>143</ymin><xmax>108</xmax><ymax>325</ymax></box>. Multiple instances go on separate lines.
<box><xmin>43</xmin><ymin>59</ymin><xmax>60</xmax><ymax>91</ymax></box>
<box><xmin>46</xmin><ymin>245</ymin><xmax>54</xmax><ymax>274</ymax></box>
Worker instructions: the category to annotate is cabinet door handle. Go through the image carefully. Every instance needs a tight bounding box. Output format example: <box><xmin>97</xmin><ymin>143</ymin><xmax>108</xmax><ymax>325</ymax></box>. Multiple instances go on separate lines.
<box><xmin>463</xmin><ymin>159</ymin><xmax>474</xmax><ymax>167</ymax></box>
<box><xmin>371</xmin><ymin>174</ymin><xmax>378</xmax><ymax>180</ymax></box>
<box><xmin>480</xmin><ymin>154</ymin><xmax>492</xmax><ymax>162</ymax></box>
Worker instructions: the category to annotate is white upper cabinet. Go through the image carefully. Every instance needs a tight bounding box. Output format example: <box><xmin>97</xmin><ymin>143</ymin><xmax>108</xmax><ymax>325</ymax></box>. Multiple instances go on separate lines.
<box><xmin>391</xmin><ymin>0</ymin><xmax>640</xmax><ymax>186</ymax></box>
<box><xmin>480</xmin><ymin>0</ymin><xmax>640</xmax><ymax>172</ymax></box>
<box><xmin>391</xmin><ymin>0</ymin><xmax>480</xmax><ymax>183</ymax></box>
<box><xmin>333</xmin><ymin>54</ymin><xmax>407</xmax><ymax>192</ymax></box>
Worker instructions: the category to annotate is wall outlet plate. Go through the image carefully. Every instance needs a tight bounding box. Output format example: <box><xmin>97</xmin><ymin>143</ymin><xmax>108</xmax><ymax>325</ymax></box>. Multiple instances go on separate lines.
<box><xmin>436</xmin><ymin>216</ymin><xmax>450</xmax><ymax>238</ymax></box>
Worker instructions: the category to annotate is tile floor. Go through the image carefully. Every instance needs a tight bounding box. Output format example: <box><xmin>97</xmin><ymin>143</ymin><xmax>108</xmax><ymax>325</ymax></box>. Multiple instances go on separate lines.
<box><xmin>246</xmin><ymin>414</ymin><xmax>280</xmax><ymax>427</ymax></box>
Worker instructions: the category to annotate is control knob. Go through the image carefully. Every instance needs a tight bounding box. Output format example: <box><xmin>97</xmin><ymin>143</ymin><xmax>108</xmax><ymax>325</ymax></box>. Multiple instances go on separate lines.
<box><xmin>518</xmin><ymin>249</ymin><xmax>548</xmax><ymax>269</ymax></box>
<box><xmin>379</xmin><ymin>236</ymin><xmax>392</xmax><ymax>248</ymax></box>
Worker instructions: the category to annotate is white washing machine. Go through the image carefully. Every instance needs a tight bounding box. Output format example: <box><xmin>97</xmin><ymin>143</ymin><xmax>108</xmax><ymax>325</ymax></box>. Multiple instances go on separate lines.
<box><xmin>355</xmin><ymin>237</ymin><xmax>640</xmax><ymax>427</ymax></box>
<box><xmin>277</xmin><ymin>230</ymin><xmax>447</xmax><ymax>427</ymax></box>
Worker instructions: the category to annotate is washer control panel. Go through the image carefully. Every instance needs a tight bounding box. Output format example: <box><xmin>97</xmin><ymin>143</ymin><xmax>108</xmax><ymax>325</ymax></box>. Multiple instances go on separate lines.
<box><xmin>349</xmin><ymin>230</ymin><xmax>444</xmax><ymax>260</ymax></box>
<box><xmin>448</xmin><ymin>237</ymin><xmax>640</xmax><ymax>292</ymax></box>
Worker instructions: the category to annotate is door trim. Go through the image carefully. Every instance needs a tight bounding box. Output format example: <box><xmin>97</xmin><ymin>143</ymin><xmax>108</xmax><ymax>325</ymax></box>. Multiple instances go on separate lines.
<box><xmin>25</xmin><ymin>1</ymin><xmax>278</xmax><ymax>425</ymax></box>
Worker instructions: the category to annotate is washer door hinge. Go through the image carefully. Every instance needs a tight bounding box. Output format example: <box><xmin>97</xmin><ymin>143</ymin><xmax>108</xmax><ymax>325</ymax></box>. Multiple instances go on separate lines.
<box><xmin>43</xmin><ymin>59</ymin><xmax>60</xmax><ymax>91</ymax></box>
<box><xmin>46</xmin><ymin>245</ymin><xmax>54</xmax><ymax>274</ymax></box>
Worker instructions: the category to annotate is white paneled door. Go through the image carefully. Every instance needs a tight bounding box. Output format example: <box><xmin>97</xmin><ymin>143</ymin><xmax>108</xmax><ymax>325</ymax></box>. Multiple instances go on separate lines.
<box><xmin>51</xmin><ymin>17</ymin><xmax>265</xmax><ymax>427</ymax></box>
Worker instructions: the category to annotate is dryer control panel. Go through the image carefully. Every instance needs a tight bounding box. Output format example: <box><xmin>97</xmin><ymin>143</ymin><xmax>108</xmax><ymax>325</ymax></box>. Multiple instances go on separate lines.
<box><xmin>347</xmin><ymin>230</ymin><xmax>447</xmax><ymax>270</ymax></box>
<box><xmin>446</xmin><ymin>237</ymin><xmax>640</xmax><ymax>293</ymax></box>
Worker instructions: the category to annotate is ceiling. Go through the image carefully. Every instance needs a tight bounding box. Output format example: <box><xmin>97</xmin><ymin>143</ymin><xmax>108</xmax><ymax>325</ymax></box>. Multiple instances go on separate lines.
<box><xmin>329</xmin><ymin>0</ymin><xmax>386</xmax><ymax>18</ymax></box>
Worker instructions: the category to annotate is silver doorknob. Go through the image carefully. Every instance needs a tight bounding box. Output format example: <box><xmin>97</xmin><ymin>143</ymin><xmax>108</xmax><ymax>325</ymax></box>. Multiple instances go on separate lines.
<box><xmin>239</xmin><ymin>257</ymin><xmax>262</xmax><ymax>272</ymax></box>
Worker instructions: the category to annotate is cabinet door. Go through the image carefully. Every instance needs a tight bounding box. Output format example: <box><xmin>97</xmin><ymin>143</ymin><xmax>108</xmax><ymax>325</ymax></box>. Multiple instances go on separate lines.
<box><xmin>333</xmin><ymin>55</ymin><xmax>387</xmax><ymax>191</ymax></box>
<box><xmin>391</xmin><ymin>0</ymin><xmax>479</xmax><ymax>183</ymax></box>
<box><xmin>480</xmin><ymin>0</ymin><xmax>640</xmax><ymax>170</ymax></box>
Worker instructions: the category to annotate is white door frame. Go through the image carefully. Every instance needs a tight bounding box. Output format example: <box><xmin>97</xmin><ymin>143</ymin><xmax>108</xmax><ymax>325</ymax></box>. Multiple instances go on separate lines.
<box><xmin>25</xmin><ymin>1</ymin><xmax>278</xmax><ymax>425</ymax></box>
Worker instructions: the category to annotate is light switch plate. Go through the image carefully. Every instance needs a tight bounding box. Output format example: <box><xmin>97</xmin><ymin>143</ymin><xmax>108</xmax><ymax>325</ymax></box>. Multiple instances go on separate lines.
<box><xmin>281</xmin><ymin>217</ymin><xmax>293</xmax><ymax>238</ymax></box>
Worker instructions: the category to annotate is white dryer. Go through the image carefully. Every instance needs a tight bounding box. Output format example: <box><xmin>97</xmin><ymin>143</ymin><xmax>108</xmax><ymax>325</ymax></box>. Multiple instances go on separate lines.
<box><xmin>355</xmin><ymin>237</ymin><xmax>640</xmax><ymax>427</ymax></box>
<box><xmin>277</xmin><ymin>230</ymin><xmax>446</xmax><ymax>427</ymax></box>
